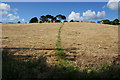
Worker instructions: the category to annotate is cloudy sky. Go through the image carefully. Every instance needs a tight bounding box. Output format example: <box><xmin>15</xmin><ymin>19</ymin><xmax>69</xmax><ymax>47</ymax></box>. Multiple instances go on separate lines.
<box><xmin>0</xmin><ymin>0</ymin><xmax>119</xmax><ymax>23</ymax></box>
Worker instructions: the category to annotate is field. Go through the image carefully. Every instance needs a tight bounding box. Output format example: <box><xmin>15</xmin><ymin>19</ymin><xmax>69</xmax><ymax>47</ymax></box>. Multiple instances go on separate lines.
<box><xmin>2</xmin><ymin>22</ymin><xmax>120</xmax><ymax>79</ymax></box>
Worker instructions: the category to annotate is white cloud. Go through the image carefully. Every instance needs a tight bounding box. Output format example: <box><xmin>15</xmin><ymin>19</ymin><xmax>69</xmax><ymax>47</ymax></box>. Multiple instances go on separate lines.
<box><xmin>0</xmin><ymin>3</ymin><xmax>18</xmax><ymax>15</ymax></box>
<box><xmin>83</xmin><ymin>10</ymin><xmax>105</xmax><ymax>20</ymax></box>
<box><xmin>3</xmin><ymin>13</ymin><xmax>19</xmax><ymax>21</ymax></box>
<box><xmin>68</xmin><ymin>11</ymin><xmax>83</xmax><ymax>21</ymax></box>
<box><xmin>68</xmin><ymin>10</ymin><xmax>106</xmax><ymax>21</ymax></box>
<box><xmin>0</xmin><ymin>3</ymin><xmax>21</xmax><ymax>21</ymax></box>
<box><xmin>107</xmin><ymin>0</ymin><xmax>120</xmax><ymax>10</ymax></box>
<box><xmin>83</xmin><ymin>10</ymin><xmax>96</xmax><ymax>20</ymax></box>
<box><xmin>0</xmin><ymin>3</ymin><xmax>10</xmax><ymax>15</ymax></box>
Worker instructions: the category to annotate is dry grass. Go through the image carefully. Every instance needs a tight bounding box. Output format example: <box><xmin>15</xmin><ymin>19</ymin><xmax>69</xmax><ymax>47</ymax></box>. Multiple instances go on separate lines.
<box><xmin>2</xmin><ymin>23</ymin><xmax>61</xmax><ymax>49</ymax></box>
<box><xmin>1</xmin><ymin>22</ymin><xmax>120</xmax><ymax>79</ymax></box>
<box><xmin>2</xmin><ymin>22</ymin><xmax>120</xmax><ymax>79</ymax></box>
<box><xmin>61</xmin><ymin>22</ymin><xmax>118</xmax><ymax>62</ymax></box>
<box><xmin>2</xmin><ymin>23</ymin><xmax>118</xmax><ymax>62</ymax></box>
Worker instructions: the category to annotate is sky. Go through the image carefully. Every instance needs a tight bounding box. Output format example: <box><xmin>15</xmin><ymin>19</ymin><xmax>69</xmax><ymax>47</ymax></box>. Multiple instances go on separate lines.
<box><xmin>0</xmin><ymin>0</ymin><xmax>119</xmax><ymax>23</ymax></box>
<box><xmin>1</xmin><ymin>0</ymin><xmax>110</xmax><ymax>2</ymax></box>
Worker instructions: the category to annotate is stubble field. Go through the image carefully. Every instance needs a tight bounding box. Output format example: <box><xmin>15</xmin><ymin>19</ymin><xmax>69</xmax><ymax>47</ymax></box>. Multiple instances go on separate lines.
<box><xmin>2</xmin><ymin>22</ymin><xmax>120</xmax><ymax>79</ymax></box>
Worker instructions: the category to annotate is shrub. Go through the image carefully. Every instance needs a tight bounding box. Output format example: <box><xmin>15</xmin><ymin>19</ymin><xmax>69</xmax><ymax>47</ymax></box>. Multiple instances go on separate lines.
<box><xmin>55</xmin><ymin>20</ymin><xmax>61</xmax><ymax>23</ymax></box>
<box><xmin>17</xmin><ymin>21</ymin><xmax>21</xmax><ymax>23</ymax></box>
<box><xmin>29</xmin><ymin>17</ymin><xmax>38</xmax><ymax>23</ymax></box>
<box><xmin>102</xmin><ymin>19</ymin><xmax>110</xmax><ymax>24</ymax></box>
<box><xmin>110</xmin><ymin>21</ymin><xmax>115</xmax><ymax>25</ymax></box>
<box><xmin>113</xmin><ymin>19</ymin><xmax>119</xmax><ymax>25</ymax></box>
<box><xmin>102</xmin><ymin>19</ymin><xmax>119</xmax><ymax>25</ymax></box>
<box><xmin>70</xmin><ymin>20</ymin><xmax>74</xmax><ymax>22</ymax></box>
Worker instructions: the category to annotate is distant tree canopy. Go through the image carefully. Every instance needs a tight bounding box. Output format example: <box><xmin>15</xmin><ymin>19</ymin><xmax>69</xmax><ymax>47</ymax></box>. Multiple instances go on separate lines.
<box><xmin>40</xmin><ymin>16</ymin><xmax>46</xmax><ymax>22</ymax></box>
<box><xmin>39</xmin><ymin>14</ymin><xmax>66</xmax><ymax>23</ymax></box>
<box><xmin>102</xmin><ymin>19</ymin><xmax>119</xmax><ymax>25</ymax></box>
<box><xmin>52</xmin><ymin>17</ymin><xmax>57</xmax><ymax>21</ymax></box>
<box><xmin>55</xmin><ymin>20</ymin><xmax>61</xmax><ymax>23</ymax></box>
<box><xmin>29</xmin><ymin>17</ymin><xmax>38</xmax><ymax>23</ymax></box>
<box><xmin>40</xmin><ymin>15</ymin><xmax>55</xmax><ymax>22</ymax></box>
<box><xmin>70</xmin><ymin>20</ymin><xmax>74</xmax><ymax>22</ymax></box>
<box><xmin>64</xmin><ymin>20</ymin><xmax>68</xmax><ymax>22</ymax></box>
<box><xmin>102</xmin><ymin>19</ymin><xmax>110</xmax><ymax>24</ymax></box>
<box><xmin>45</xmin><ymin>15</ymin><xmax>53</xmax><ymax>22</ymax></box>
<box><xmin>113</xmin><ymin>19</ymin><xmax>119</xmax><ymax>25</ymax></box>
<box><xmin>56</xmin><ymin>15</ymin><xmax>66</xmax><ymax>22</ymax></box>
<box><xmin>17</xmin><ymin>21</ymin><xmax>21</xmax><ymax>23</ymax></box>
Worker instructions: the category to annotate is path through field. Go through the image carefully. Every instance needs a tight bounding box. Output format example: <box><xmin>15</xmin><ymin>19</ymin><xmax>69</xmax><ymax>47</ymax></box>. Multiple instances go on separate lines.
<box><xmin>2</xmin><ymin>23</ymin><xmax>120</xmax><ymax>79</ymax></box>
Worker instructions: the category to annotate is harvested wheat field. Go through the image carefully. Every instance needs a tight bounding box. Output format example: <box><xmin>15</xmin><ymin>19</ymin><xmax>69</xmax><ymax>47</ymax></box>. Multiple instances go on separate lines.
<box><xmin>2</xmin><ymin>22</ymin><xmax>120</xmax><ymax>79</ymax></box>
<box><xmin>61</xmin><ymin>22</ymin><xmax>119</xmax><ymax>66</ymax></box>
<box><xmin>2</xmin><ymin>23</ymin><xmax>60</xmax><ymax>48</ymax></box>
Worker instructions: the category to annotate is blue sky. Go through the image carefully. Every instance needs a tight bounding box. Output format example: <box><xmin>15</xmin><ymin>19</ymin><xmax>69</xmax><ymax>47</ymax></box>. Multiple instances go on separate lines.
<box><xmin>1</xmin><ymin>2</ymin><xmax>118</xmax><ymax>23</ymax></box>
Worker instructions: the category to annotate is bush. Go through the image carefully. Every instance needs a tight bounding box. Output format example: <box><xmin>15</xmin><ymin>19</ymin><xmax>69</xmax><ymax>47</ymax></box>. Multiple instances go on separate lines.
<box><xmin>110</xmin><ymin>21</ymin><xmax>115</xmax><ymax>25</ymax></box>
<box><xmin>102</xmin><ymin>19</ymin><xmax>110</xmax><ymax>24</ymax></box>
<box><xmin>55</xmin><ymin>20</ymin><xmax>61</xmax><ymax>23</ymax></box>
<box><xmin>113</xmin><ymin>19</ymin><xmax>119</xmax><ymax>25</ymax></box>
<box><xmin>64</xmin><ymin>21</ymin><xmax>68</xmax><ymax>22</ymax></box>
<box><xmin>29</xmin><ymin>17</ymin><xmax>38</xmax><ymax>23</ymax></box>
<box><xmin>70</xmin><ymin>20</ymin><xmax>74</xmax><ymax>22</ymax></box>
<box><xmin>102</xmin><ymin>19</ymin><xmax>119</xmax><ymax>25</ymax></box>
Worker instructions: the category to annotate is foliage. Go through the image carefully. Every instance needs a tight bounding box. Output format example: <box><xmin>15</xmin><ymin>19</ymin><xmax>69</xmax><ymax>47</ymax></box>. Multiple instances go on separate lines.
<box><xmin>29</xmin><ymin>17</ymin><xmax>38</xmax><ymax>23</ymax></box>
<box><xmin>64</xmin><ymin>20</ymin><xmax>68</xmax><ymax>22</ymax></box>
<box><xmin>102</xmin><ymin>19</ymin><xmax>110</xmax><ymax>24</ymax></box>
<box><xmin>40</xmin><ymin>15</ymin><xmax>47</xmax><ymax>22</ymax></box>
<box><xmin>30</xmin><ymin>14</ymin><xmax>66</xmax><ymax>23</ymax></box>
<box><xmin>113</xmin><ymin>19</ymin><xmax>119</xmax><ymax>25</ymax></box>
<box><xmin>56</xmin><ymin>14</ymin><xmax>66</xmax><ymax>22</ymax></box>
<box><xmin>102</xmin><ymin>19</ymin><xmax>119</xmax><ymax>25</ymax></box>
<box><xmin>70</xmin><ymin>20</ymin><xmax>74</xmax><ymax>22</ymax></box>
<box><xmin>110</xmin><ymin>21</ymin><xmax>115</xmax><ymax>25</ymax></box>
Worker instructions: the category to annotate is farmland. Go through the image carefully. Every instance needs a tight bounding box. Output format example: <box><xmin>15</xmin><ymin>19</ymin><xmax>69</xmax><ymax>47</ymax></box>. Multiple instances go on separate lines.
<box><xmin>2</xmin><ymin>22</ymin><xmax>120</xmax><ymax>79</ymax></box>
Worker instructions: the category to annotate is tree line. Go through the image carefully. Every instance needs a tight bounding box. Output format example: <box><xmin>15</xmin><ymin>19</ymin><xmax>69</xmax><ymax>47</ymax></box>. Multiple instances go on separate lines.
<box><xmin>29</xmin><ymin>14</ymin><xmax>67</xmax><ymax>23</ymax></box>
<box><xmin>101</xmin><ymin>19</ymin><xmax>119</xmax><ymax>25</ymax></box>
<box><xmin>29</xmin><ymin>14</ymin><xmax>120</xmax><ymax>25</ymax></box>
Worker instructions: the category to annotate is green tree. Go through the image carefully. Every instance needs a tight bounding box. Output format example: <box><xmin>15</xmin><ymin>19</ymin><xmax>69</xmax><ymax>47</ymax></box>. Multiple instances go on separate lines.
<box><xmin>102</xmin><ymin>19</ymin><xmax>110</xmax><ymax>24</ymax></box>
<box><xmin>46</xmin><ymin>15</ymin><xmax>52</xmax><ymax>21</ymax></box>
<box><xmin>56</xmin><ymin>15</ymin><xmax>66</xmax><ymax>22</ymax></box>
<box><xmin>70</xmin><ymin>20</ymin><xmax>74</xmax><ymax>22</ymax></box>
<box><xmin>40</xmin><ymin>16</ymin><xmax>47</xmax><ymax>22</ymax></box>
<box><xmin>110</xmin><ymin>21</ymin><xmax>115</xmax><ymax>25</ymax></box>
<box><xmin>113</xmin><ymin>19</ymin><xmax>119</xmax><ymax>25</ymax></box>
<box><xmin>29</xmin><ymin>17</ymin><xmax>38</xmax><ymax>23</ymax></box>
<box><xmin>52</xmin><ymin>17</ymin><xmax>57</xmax><ymax>22</ymax></box>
